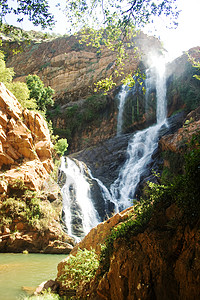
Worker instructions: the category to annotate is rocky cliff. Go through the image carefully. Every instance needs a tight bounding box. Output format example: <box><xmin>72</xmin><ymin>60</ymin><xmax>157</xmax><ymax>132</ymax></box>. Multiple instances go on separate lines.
<box><xmin>4</xmin><ymin>31</ymin><xmax>164</xmax><ymax>152</ymax></box>
<box><xmin>0</xmin><ymin>82</ymin><xmax>53</xmax><ymax>193</ymax></box>
<box><xmin>5</xmin><ymin>33</ymin><xmax>200</xmax><ymax>154</ymax></box>
<box><xmin>0</xmin><ymin>83</ymin><xmax>74</xmax><ymax>253</ymax></box>
<box><xmin>55</xmin><ymin>108</ymin><xmax>200</xmax><ymax>299</ymax></box>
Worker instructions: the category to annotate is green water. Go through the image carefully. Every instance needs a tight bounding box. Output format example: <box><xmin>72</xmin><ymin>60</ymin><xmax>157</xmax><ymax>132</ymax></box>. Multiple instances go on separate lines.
<box><xmin>0</xmin><ymin>253</ymin><xmax>67</xmax><ymax>300</ymax></box>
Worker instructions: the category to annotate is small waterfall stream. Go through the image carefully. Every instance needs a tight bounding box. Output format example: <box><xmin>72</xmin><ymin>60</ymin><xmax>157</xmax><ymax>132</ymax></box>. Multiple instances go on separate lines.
<box><xmin>117</xmin><ymin>85</ymin><xmax>128</xmax><ymax>136</ymax></box>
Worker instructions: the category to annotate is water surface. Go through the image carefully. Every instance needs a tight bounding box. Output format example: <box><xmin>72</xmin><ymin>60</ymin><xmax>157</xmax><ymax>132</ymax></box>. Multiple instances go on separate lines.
<box><xmin>0</xmin><ymin>253</ymin><xmax>67</xmax><ymax>300</ymax></box>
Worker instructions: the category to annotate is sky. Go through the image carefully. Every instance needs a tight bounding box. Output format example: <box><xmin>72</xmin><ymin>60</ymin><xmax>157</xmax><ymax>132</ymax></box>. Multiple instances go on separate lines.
<box><xmin>4</xmin><ymin>0</ymin><xmax>200</xmax><ymax>61</ymax></box>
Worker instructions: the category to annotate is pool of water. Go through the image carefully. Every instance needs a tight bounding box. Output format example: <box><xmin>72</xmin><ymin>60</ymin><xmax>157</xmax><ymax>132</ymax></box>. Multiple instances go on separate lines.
<box><xmin>0</xmin><ymin>253</ymin><xmax>67</xmax><ymax>300</ymax></box>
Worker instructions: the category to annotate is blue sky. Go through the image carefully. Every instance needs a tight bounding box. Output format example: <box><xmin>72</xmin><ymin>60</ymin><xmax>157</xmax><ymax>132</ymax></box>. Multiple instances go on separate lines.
<box><xmin>5</xmin><ymin>0</ymin><xmax>200</xmax><ymax>61</ymax></box>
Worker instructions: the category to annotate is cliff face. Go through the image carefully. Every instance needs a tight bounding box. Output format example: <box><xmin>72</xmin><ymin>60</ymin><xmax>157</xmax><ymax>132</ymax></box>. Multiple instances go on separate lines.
<box><xmin>0</xmin><ymin>84</ymin><xmax>74</xmax><ymax>253</ymax></box>
<box><xmin>0</xmin><ymin>82</ymin><xmax>53</xmax><ymax>193</ymax></box>
<box><xmin>5</xmin><ymin>32</ymin><xmax>163</xmax><ymax>152</ymax></box>
<box><xmin>5</xmin><ymin>32</ymin><xmax>162</xmax><ymax>103</ymax></box>
<box><xmin>56</xmin><ymin>108</ymin><xmax>200</xmax><ymax>299</ymax></box>
<box><xmin>5</xmin><ymin>34</ymin><xmax>199</xmax><ymax>154</ymax></box>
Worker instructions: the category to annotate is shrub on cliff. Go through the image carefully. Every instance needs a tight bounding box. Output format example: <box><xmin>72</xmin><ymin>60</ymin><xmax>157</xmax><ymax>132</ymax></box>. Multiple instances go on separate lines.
<box><xmin>57</xmin><ymin>248</ymin><xmax>99</xmax><ymax>290</ymax></box>
<box><xmin>0</xmin><ymin>51</ymin><xmax>38</xmax><ymax>109</ymax></box>
<box><xmin>53</xmin><ymin>138</ymin><xmax>68</xmax><ymax>157</ymax></box>
<box><xmin>26</xmin><ymin>74</ymin><xmax>54</xmax><ymax>113</ymax></box>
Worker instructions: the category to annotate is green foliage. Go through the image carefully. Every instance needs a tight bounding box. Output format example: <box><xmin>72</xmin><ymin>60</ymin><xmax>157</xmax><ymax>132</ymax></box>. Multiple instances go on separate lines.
<box><xmin>0</xmin><ymin>51</ymin><xmax>15</xmax><ymax>83</ymax></box>
<box><xmin>188</xmin><ymin>50</ymin><xmax>200</xmax><ymax>81</ymax></box>
<box><xmin>172</xmin><ymin>133</ymin><xmax>200</xmax><ymax>222</ymax></box>
<box><xmin>58</xmin><ymin>248</ymin><xmax>99</xmax><ymax>289</ymax></box>
<box><xmin>22</xmin><ymin>289</ymin><xmax>61</xmax><ymax>300</ymax></box>
<box><xmin>6</xmin><ymin>81</ymin><xmax>38</xmax><ymax>110</ymax></box>
<box><xmin>0</xmin><ymin>51</ymin><xmax>38</xmax><ymax>109</ymax></box>
<box><xmin>167</xmin><ymin>60</ymin><xmax>200</xmax><ymax>112</ymax></box>
<box><xmin>0</xmin><ymin>1</ymin><xmax>54</xmax><ymax>29</ymax></box>
<box><xmin>51</xmin><ymin>94</ymin><xmax>107</xmax><ymax>144</ymax></box>
<box><xmin>54</xmin><ymin>138</ymin><xmax>68</xmax><ymax>157</ymax></box>
<box><xmin>0</xmin><ymin>187</ymin><xmax>58</xmax><ymax>231</ymax></box>
<box><xmin>65</xmin><ymin>0</ymin><xmax>179</xmax><ymax>93</ymax></box>
<box><xmin>26</xmin><ymin>74</ymin><xmax>55</xmax><ymax>113</ymax></box>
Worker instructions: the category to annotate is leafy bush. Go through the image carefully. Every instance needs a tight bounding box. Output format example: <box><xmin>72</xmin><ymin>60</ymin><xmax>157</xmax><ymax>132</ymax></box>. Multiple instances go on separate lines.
<box><xmin>6</xmin><ymin>81</ymin><xmax>37</xmax><ymax>110</ymax></box>
<box><xmin>26</xmin><ymin>74</ymin><xmax>55</xmax><ymax>113</ymax></box>
<box><xmin>0</xmin><ymin>51</ymin><xmax>14</xmax><ymax>82</ymax></box>
<box><xmin>54</xmin><ymin>138</ymin><xmax>68</xmax><ymax>157</ymax></box>
<box><xmin>58</xmin><ymin>248</ymin><xmax>99</xmax><ymax>289</ymax></box>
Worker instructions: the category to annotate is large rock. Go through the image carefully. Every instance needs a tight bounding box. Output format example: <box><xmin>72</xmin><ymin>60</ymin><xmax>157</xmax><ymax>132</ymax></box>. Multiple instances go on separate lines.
<box><xmin>160</xmin><ymin>106</ymin><xmax>200</xmax><ymax>153</ymax></box>
<box><xmin>0</xmin><ymin>83</ymin><xmax>54</xmax><ymax>194</ymax></box>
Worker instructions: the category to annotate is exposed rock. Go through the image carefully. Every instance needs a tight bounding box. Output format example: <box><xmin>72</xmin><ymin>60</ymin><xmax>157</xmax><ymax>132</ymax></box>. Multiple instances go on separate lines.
<box><xmin>34</xmin><ymin>280</ymin><xmax>59</xmax><ymax>295</ymax></box>
<box><xmin>5</xmin><ymin>32</ymin><xmax>162</xmax><ymax>103</ymax></box>
<box><xmin>4</xmin><ymin>32</ymin><xmax>165</xmax><ymax>153</ymax></box>
<box><xmin>0</xmin><ymin>84</ymin><xmax>75</xmax><ymax>253</ymax></box>
<box><xmin>160</xmin><ymin>106</ymin><xmax>200</xmax><ymax>153</ymax></box>
<box><xmin>56</xmin><ymin>200</ymin><xmax>200</xmax><ymax>300</ymax></box>
<box><xmin>0</xmin><ymin>83</ymin><xmax>53</xmax><ymax>194</ymax></box>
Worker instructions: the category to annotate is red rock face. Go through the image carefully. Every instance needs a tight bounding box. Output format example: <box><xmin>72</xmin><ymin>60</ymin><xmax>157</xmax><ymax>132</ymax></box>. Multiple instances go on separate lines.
<box><xmin>5</xmin><ymin>32</ymin><xmax>162</xmax><ymax>103</ymax></box>
<box><xmin>0</xmin><ymin>83</ymin><xmax>54</xmax><ymax>193</ymax></box>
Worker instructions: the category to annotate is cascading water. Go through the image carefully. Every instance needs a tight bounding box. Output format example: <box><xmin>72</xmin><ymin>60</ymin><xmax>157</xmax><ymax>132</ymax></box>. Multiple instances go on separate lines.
<box><xmin>117</xmin><ymin>85</ymin><xmax>128</xmax><ymax>136</ymax></box>
<box><xmin>60</xmin><ymin>56</ymin><xmax>168</xmax><ymax>239</ymax></box>
<box><xmin>60</xmin><ymin>157</ymin><xmax>100</xmax><ymax>240</ymax></box>
<box><xmin>110</xmin><ymin>123</ymin><xmax>162</xmax><ymax>211</ymax></box>
<box><xmin>109</xmin><ymin>57</ymin><xmax>167</xmax><ymax>211</ymax></box>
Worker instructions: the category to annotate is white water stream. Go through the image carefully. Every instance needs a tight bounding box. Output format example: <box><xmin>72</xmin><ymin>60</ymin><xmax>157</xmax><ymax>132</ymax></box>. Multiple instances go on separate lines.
<box><xmin>117</xmin><ymin>85</ymin><xmax>129</xmax><ymax>136</ymax></box>
<box><xmin>110</xmin><ymin>57</ymin><xmax>167</xmax><ymax>211</ymax></box>
<box><xmin>60</xmin><ymin>157</ymin><xmax>100</xmax><ymax>239</ymax></box>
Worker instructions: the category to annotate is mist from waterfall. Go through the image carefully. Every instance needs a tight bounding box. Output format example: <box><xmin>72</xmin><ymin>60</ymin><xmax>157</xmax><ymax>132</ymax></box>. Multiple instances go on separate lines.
<box><xmin>60</xmin><ymin>157</ymin><xmax>100</xmax><ymax>240</ymax></box>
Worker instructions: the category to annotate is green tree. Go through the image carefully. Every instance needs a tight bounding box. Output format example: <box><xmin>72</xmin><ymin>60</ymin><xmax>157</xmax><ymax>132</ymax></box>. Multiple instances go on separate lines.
<box><xmin>0</xmin><ymin>50</ymin><xmax>37</xmax><ymax>108</ymax></box>
<box><xmin>64</xmin><ymin>0</ymin><xmax>179</xmax><ymax>92</ymax></box>
<box><xmin>190</xmin><ymin>52</ymin><xmax>200</xmax><ymax>81</ymax></box>
<box><xmin>26</xmin><ymin>74</ymin><xmax>54</xmax><ymax>113</ymax></box>
<box><xmin>6</xmin><ymin>81</ymin><xmax>38</xmax><ymax>110</ymax></box>
<box><xmin>0</xmin><ymin>0</ymin><xmax>54</xmax><ymax>29</ymax></box>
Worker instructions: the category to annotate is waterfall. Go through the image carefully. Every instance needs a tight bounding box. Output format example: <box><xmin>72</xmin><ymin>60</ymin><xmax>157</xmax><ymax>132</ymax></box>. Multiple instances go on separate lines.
<box><xmin>155</xmin><ymin>58</ymin><xmax>167</xmax><ymax>124</ymax></box>
<box><xmin>60</xmin><ymin>157</ymin><xmax>100</xmax><ymax>240</ymax></box>
<box><xmin>110</xmin><ymin>124</ymin><xmax>162</xmax><ymax>211</ymax></box>
<box><xmin>109</xmin><ymin>57</ymin><xmax>167</xmax><ymax>211</ymax></box>
<box><xmin>60</xmin><ymin>56</ymin><xmax>167</xmax><ymax>238</ymax></box>
<box><xmin>88</xmin><ymin>169</ymin><xmax>118</xmax><ymax>214</ymax></box>
<box><xmin>117</xmin><ymin>85</ymin><xmax>128</xmax><ymax>136</ymax></box>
